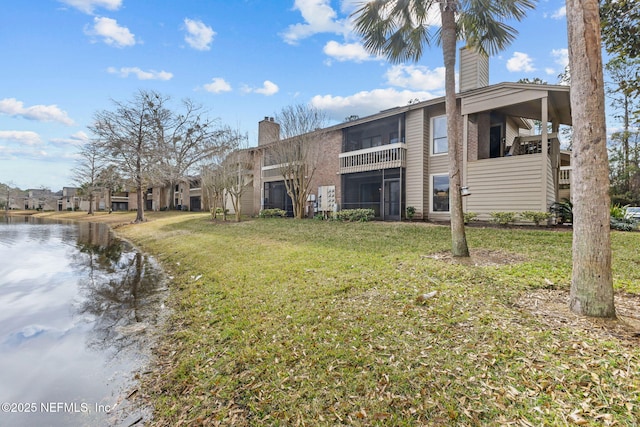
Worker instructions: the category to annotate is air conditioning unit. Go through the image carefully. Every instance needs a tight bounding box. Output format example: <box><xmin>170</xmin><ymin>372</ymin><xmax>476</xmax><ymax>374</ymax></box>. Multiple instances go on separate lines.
<box><xmin>317</xmin><ymin>185</ymin><xmax>336</xmax><ymax>212</ymax></box>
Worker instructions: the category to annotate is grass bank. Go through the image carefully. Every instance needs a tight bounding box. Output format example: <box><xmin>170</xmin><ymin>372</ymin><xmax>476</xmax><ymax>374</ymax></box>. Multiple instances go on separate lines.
<box><xmin>40</xmin><ymin>212</ymin><xmax>640</xmax><ymax>425</ymax></box>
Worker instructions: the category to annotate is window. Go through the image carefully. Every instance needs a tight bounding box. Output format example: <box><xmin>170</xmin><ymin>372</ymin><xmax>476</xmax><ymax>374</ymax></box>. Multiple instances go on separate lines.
<box><xmin>431</xmin><ymin>116</ymin><xmax>448</xmax><ymax>155</ymax></box>
<box><xmin>432</xmin><ymin>174</ymin><xmax>449</xmax><ymax>212</ymax></box>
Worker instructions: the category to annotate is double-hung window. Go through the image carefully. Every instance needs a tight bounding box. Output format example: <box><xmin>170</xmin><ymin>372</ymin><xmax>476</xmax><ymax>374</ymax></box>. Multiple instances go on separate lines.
<box><xmin>431</xmin><ymin>115</ymin><xmax>448</xmax><ymax>155</ymax></box>
<box><xmin>431</xmin><ymin>174</ymin><xmax>450</xmax><ymax>212</ymax></box>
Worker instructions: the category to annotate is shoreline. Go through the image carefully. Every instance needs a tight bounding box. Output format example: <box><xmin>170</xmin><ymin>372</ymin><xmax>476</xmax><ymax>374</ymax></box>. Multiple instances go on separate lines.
<box><xmin>27</xmin><ymin>210</ymin><xmax>180</xmax><ymax>426</ymax></box>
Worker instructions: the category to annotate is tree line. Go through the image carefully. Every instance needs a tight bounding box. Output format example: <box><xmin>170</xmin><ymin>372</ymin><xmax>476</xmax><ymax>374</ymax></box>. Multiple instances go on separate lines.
<box><xmin>601</xmin><ymin>0</ymin><xmax>640</xmax><ymax>206</ymax></box>
<box><xmin>75</xmin><ymin>90</ymin><xmax>244</xmax><ymax>222</ymax></box>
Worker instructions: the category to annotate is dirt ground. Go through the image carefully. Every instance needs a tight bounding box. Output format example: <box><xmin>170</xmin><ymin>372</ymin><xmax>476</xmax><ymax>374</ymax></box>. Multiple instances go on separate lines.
<box><xmin>424</xmin><ymin>248</ymin><xmax>640</xmax><ymax>345</ymax></box>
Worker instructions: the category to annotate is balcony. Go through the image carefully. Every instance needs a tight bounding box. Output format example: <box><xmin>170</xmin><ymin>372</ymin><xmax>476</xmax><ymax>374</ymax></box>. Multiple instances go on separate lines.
<box><xmin>508</xmin><ymin>133</ymin><xmax>559</xmax><ymax>156</ymax></box>
<box><xmin>339</xmin><ymin>143</ymin><xmax>407</xmax><ymax>174</ymax></box>
<box><xmin>559</xmin><ymin>166</ymin><xmax>572</xmax><ymax>186</ymax></box>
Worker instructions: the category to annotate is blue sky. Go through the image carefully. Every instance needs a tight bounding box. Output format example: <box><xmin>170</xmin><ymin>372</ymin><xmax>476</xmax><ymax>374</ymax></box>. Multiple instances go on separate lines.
<box><xmin>0</xmin><ymin>0</ymin><xmax>570</xmax><ymax>190</ymax></box>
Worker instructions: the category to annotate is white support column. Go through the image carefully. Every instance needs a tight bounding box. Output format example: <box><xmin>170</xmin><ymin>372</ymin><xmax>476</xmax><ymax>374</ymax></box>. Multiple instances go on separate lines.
<box><xmin>541</xmin><ymin>96</ymin><xmax>549</xmax><ymax>211</ymax></box>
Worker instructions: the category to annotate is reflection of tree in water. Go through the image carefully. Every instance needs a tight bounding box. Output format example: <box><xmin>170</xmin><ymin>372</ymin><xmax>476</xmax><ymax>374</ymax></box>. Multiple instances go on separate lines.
<box><xmin>71</xmin><ymin>222</ymin><xmax>166</xmax><ymax>355</ymax></box>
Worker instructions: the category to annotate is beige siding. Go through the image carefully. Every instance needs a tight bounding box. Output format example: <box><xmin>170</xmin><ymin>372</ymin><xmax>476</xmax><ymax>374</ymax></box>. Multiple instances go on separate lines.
<box><xmin>546</xmin><ymin>157</ymin><xmax>555</xmax><ymax>209</ymax></box>
<box><xmin>462</xmin><ymin>87</ymin><xmax>548</xmax><ymax>115</ymax></box>
<box><xmin>466</xmin><ymin>154</ymin><xmax>545</xmax><ymax>219</ymax></box>
<box><xmin>459</xmin><ymin>47</ymin><xmax>489</xmax><ymax>92</ymax></box>
<box><xmin>429</xmin><ymin>154</ymin><xmax>448</xmax><ymax>175</ymax></box>
<box><xmin>405</xmin><ymin>109</ymin><xmax>427</xmax><ymax>219</ymax></box>
<box><xmin>505</xmin><ymin>117</ymin><xmax>520</xmax><ymax>147</ymax></box>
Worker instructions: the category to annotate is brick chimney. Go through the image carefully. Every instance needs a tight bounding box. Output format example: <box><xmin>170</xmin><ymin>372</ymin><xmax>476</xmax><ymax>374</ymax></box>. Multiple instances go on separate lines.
<box><xmin>459</xmin><ymin>46</ymin><xmax>489</xmax><ymax>92</ymax></box>
<box><xmin>258</xmin><ymin>116</ymin><xmax>280</xmax><ymax>146</ymax></box>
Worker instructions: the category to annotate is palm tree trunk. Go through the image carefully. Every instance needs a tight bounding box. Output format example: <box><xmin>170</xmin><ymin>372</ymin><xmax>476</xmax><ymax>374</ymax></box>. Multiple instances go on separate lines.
<box><xmin>441</xmin><ymin>1</ymin><xmax>469</xmax><ymax>257</ymax></box>
<box><xmin>566</xmin><ymin>0</ymin><xmax>615</xmax><ymax>317</ymax></box>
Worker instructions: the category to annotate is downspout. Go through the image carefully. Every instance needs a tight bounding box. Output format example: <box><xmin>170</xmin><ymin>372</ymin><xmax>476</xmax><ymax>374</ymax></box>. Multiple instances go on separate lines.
<box><xmin>462</xmin><ymin>114</ymin><xmax>469</xmax><ymax>213</ymax></box>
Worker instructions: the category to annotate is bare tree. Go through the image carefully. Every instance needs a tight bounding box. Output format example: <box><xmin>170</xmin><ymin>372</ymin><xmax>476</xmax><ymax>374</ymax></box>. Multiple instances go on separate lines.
<box><xmin>269</xmin><ymin>104</ymin><xmax>328</xmax><ymax>219</ymax></box>
<box><xmin>1</xmin><ymin>181</ymin><xmax>17</xmax><ymax>212</ymax></box>
<box><xmin>90</xmin><ymin>90</ymin><xmax>168</xmax><ymax>222</ymax></box>
<box><xmin>223</xmin><ymin>148</ymin><xmax>252</xmax><ymax>222</ymax></box>
<box><xmin>73</xmin><ymin>140</ymin><xmax>105</xmax><ymax>215</ymax></box>
<box><xmin>157</xmin><ymin>99</ymin><xmax>239</xmax><ymax>210</ymax></box>
<box><xmin>200</xmin><ymin>162</ymin><xmax>225</xmax><ymax>219</ymax></box>
<box><xmin>566</xmin><ymin>0</ymin><xmax>616</xmax><ymax>317</ymax></box>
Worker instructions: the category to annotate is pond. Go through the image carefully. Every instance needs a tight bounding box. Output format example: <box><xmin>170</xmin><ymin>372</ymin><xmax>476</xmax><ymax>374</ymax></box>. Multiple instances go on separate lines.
<box><xmin>0</xmin><ymin>216</ymin><xmax>168</xmax><ymax>426</ymax></box>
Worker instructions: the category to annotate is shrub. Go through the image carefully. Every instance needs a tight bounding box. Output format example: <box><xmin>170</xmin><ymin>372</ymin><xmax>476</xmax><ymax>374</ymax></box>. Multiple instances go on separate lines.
<box><xmin>259</xmin><ymin>208</ymin><xmax>287</xmax><ymax>218</ymax></box>
<box><xmin>549</xmin><ymin>199</ymin><xmax>573</xmax><ymax>224</ymax></box>
<box><xmin>463</xmin><ymin>211</ymin><xmax>478</xmax><ymax>224</ymax></box>
<box><xmin>610</xmin><ymin>204</ymin><xmax>627</xmax><ymax>220</ymax></box>
<box><xmin>405</xmin><ymin>206</ymin><xmax>416</xmax><ymax>221</ymax></box>
<box><xmin>335</xmin><ymin>209</ymin><xmax>375</xmax><ymax>222</ymax></box>
<box><xmin>490</xmin><ymin>211</ymin><xmax>517</xmax><ymax>225</ymax></box>
<box><xmin>519</xmin><ymin>211</ymin><xmax>551</xmax><ymax>226</ymax></box>
<box><xmin>610</xmin><ymin>217</ymin><xmax>637</xmax><ymax>231</ymax></box>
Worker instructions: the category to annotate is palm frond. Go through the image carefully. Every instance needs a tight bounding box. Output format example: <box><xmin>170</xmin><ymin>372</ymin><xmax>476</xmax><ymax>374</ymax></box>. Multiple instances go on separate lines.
<box><xmin>352</xmin><ymin>0</ymin><xmax>436</xmax><ymax>63</ymax></box>
<box><xmin>459</xmin><ymin>0</ymin><xmax>535</xmax><ymax>55</ymax></box>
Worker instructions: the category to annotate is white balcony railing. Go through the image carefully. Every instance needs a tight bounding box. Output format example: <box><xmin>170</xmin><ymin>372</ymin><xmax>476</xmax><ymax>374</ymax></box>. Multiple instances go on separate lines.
<box><xmin>339</xmin><ymin>143</ymin><xmax>407</xmax><ymax>174</ymax></box>
<box><xmin>559</xmin><ymin>166</ymin><xmax>572</xmax><ymax>186</ymax></box>
<box><xmin>509</xmin><ymin>133</ymin><xmax>558</xmax><ymax>155</ymax></box>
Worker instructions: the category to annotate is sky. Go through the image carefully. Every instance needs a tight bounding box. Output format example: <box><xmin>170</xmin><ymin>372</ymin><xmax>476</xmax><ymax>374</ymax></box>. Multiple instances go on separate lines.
<box><xmin>0</xmin><ymin>0</ymin><xmax>572</xmax><ymax>191</ymax></box>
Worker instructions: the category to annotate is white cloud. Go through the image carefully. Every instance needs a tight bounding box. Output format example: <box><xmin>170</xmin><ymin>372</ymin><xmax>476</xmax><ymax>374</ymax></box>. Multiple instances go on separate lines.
<box><xmin>551</xmin><ymin>6</ymin><xmax>566</xmax><ymax>19</ymax></box>
<box><xmin>243</xmin><ymin>80</ymin><xmax>279</xmax><ymax>96</ymax></box>
<box><xmin>50</xmin><ymin>131</ymin><xmax>90</xmax><ymax>147</ymax></box>
<box><xmin>506</xmin><ymin>52</ymin><xmax>535</xmax><ymax>72</ymax></box>
<box><xmin>85</xmin><ymin>16</ymin><xmax>136</xmax><ymax>47</ymax></box>
<box><xmin>107</xmin><ymin>66</ymin><xmax>173</xmax><ymax>80</ymax></box>
<box><xmin>551</xmin><ymin>48</ymin><xmax>569</xmax><ymax>70</ymax></box>
<box><xmin>183</xmin><ymin>18</ymin><xmax>215</xmax><ymax>51</ymax></box>
<box><xmin>0</xmin><ymin>131</ymin><xmax>43</xmax><ymax>146</ymax></box>
<box><xmin>282</xmin><ymin>0</ymin><xmax>347</xmax><ymax>45</ymax></box>
<box><xmin>385</xmin><ymin>64</ymin><xmax>446</xmax><ymax>91</ymax></box>
<box><xmin>323</xmin><ymin>41</ymin><xmax>375</xmax><ymax>62</ymax></box>
<box><xmin>58</xmin><ymin>0</ymin><xmax>121</xmax><ymax>14</ymax></box>
<box><xmin>0</xmin><ymin>98</ymin><xmax>75</xmax><ymax>126</ymax></box>
<box><xmin>203</xmin><ymin>77</ymin><xmax>232</xmax><ymax>94</ymax></box>
<box><xmin>311</xmin><ymin>88</ymin><xmax>439</xmax><ymax>121</ymax></box>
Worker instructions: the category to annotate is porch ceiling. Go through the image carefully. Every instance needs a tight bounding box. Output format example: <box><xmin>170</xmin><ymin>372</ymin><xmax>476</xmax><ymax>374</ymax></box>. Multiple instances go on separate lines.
<box><xmin>461</xmin><ymin>83</ymin><xmax>572</xmax><ymax>126</ymax></box>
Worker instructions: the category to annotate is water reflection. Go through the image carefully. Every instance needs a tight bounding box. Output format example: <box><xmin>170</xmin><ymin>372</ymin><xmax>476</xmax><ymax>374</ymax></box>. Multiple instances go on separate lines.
<box><xmin>0</xmin><ymin>216</ymin><xmax>167</xmax><ymax>426</ymax></box>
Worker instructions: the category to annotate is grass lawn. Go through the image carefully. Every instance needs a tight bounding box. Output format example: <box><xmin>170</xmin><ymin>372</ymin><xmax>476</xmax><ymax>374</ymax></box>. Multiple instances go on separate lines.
<box><xmin>39</xmin><ymin>211</ymin><xmax>640</xmax><ymax>425</ymax></box>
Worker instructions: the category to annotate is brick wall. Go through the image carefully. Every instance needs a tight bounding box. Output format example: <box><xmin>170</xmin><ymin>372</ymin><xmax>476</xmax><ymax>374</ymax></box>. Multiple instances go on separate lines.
<box><xmin>308</xmin><ymin>130</ymin><xmax>342</xmax><ymax>207</ymax></box>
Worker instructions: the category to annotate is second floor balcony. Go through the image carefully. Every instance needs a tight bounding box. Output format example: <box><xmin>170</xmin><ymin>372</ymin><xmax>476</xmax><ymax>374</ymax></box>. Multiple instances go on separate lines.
<box><xmin>339</xmin><ymin>143</ymin><xmax>407</xmax><ymax>174</ymax></box>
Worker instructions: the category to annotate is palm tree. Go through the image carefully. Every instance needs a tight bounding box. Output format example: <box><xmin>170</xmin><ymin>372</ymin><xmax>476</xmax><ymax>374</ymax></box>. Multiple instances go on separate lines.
<box><xmin>353</xmin><ymin>0</ymin><xmax>535</xmax><ymax>257</ymax></box>
<box><xmin>566</xmin><ymin>0</ymin><xmax>615</xmax><ymax>318</ymax></box>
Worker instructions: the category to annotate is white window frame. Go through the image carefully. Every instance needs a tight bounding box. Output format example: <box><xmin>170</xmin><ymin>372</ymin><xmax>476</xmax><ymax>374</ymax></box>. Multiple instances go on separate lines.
<box><xmin>431</xmin><ymin>115</ymin><xmax>448</xmax><ymax>156</ymax></box>
<box><xmin>430</xmin><ymin>173</ymin><xmax>450</xmax><ymax>213</ymax></box>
